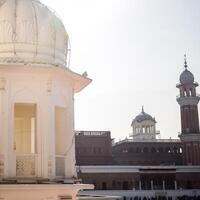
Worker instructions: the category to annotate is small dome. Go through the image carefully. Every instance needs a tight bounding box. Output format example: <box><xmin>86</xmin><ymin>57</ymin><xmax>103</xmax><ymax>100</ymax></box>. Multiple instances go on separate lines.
<box><xmin>132</xmin><ymin>108</ymin><xmax>156</xmax><ymax>124</ymax></box>
<box><xmin>180</xmin><ymin>69</ymin><xmax>194</xmax><ymax>84</ymax></box>
<box><xmin>0</xmin><ymin>0</ymin><xmax>69</xmax><ymax>67</ymax></box>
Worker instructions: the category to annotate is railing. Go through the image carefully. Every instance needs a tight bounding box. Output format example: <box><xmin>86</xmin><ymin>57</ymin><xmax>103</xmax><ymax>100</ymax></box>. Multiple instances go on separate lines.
<box><xmin>16</xmin><ymin>153</ymin><xmax>37</xmax><ymax>177</ymax></box>
<box><xmin>113</xmin><ymin>138</ymin><xmax>180</xmax><ymax>146</ymax></box>
<box><xmin>0</xmin><ymin>154</ymin><xmax>4</xmax><ymax>178</ymax></box>
<box><xmin>56</xmin><ymin>155</ymin><xmax>65</xmax><ymax>177</ymax></box>
<box><xmin>80</xmin><ymin>190</ymin><xmax>200</xmax><ymax>200</ymax></box>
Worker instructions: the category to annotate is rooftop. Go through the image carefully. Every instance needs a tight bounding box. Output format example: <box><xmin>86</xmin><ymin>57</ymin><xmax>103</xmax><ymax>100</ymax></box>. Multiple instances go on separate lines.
<box><xmin>113</xmin><ymin>138</ymin><xmax>181</xmax><ymax>146</ymax></box>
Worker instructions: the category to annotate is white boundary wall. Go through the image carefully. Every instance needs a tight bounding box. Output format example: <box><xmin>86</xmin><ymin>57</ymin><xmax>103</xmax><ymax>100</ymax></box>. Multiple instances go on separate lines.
<box><xmin>80</xmin><ymin>190</ymin><xmax>200</xmax><ymax>200</ymax></box>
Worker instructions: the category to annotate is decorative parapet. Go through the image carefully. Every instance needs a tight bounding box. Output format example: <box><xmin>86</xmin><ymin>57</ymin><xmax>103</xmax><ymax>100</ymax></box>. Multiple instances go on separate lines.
<box><xmin>48</xmin><ymin>155</ymin><xmax>53</xmax><ymax>179</ymax></box>
<box><xmin>55</xmin><ymin>155</ymin><xmax>65</xmax><ymax>177</ymax></box>
<box><xmin>16</xmin><ymin>154</ymin><xmax>36</xmax><ymax>177</ymax></box>
<box><xmin>0</xmin><ymin>154</ymin><xmax>4</xmax><ymax>178</ymax></box>
<box><xmin>0</xmin><ymin>77</ymin><xmax>6</xmax><ymax>91</ymax></box>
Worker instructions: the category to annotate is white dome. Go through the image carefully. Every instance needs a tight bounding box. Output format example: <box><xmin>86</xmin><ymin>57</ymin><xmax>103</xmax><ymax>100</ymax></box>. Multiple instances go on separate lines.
<box><xmin>0</xmin><ymin>0</ymin><xmax>69</xmax><ymax>67</ymax></box>
<box><xmin>131</xmin><ymin>107</ymin><xmax>156</xmax><ymax>126</ymax></box>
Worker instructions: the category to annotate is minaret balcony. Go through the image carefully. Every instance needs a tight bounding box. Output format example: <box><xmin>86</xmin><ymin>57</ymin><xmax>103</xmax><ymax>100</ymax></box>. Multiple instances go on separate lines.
<box><xmin>176</xmin><ymin>82</ymin><xmax>199</xmax><ymax>88</ymax></box>
<box><xmin>176</xmin><ymin>95</ymin><xmax>200</xmax><ymax>106</ymax></box>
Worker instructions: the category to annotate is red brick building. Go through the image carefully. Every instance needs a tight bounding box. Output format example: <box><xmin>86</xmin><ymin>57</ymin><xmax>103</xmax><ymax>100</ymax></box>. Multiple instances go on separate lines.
<box><xmin>75</xmin><ymin>57</ymin><xmax>200</xmax><ymax>190</ymax></box>
<box><xmin>75</xmin><ymin>131</ymin><xmax>113</xmax><ymax>165</ymax></box>
<box><xmin>112</xmin><ymin>140</ymin><xmax>182</xmax><ymax>166</ymax></box>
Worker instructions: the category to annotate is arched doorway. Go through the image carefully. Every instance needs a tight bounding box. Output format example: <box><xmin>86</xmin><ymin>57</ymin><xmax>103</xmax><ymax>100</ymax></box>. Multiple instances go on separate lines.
<box><xmin>122</xmin><ymin>181</ymin><xmax>129</xmax><ymax>190</ymax></box>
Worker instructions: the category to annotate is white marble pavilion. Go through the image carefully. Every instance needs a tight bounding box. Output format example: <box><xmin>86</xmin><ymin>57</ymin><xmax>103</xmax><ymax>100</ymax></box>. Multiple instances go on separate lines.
<box><xmin>0</xmin><ymin>0</ymin><xmax>93</xmax><ymax>199</ymax></box>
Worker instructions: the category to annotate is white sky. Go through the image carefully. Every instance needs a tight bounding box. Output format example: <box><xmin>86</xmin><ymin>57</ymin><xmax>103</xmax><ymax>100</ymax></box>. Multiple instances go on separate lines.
<box><xmin>42</xmin><ymin>0</ymin><xmax>200</xmax><ymax>141</ymax></box>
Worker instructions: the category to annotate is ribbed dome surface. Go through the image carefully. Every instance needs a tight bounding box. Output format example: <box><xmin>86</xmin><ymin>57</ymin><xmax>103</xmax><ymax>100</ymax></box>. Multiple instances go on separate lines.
<box><xmin>132</xmin><ymin>111</ymin><xmax>156</xmax><ymax>123</ymax></box>
<box><xmin>0</xmin><ymin>0</ymin><xmax>69</xmax><ymax>67</ymax></box>
<box><xmin>180</xmin><ymin>69</ymin><xmax>194</xmax><ymax>85</ymax></box>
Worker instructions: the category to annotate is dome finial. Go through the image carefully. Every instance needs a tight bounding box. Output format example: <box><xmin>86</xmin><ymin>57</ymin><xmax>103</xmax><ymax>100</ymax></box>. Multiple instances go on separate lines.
<box><xmin>142</xmin><ymin>106</ymin><xmax>144</xmax><ymax>113</ymax></box>
<box><xmin>184</xmin><ymin>54</ymin><xmax>188</xmax><ymax>69</ymax></box>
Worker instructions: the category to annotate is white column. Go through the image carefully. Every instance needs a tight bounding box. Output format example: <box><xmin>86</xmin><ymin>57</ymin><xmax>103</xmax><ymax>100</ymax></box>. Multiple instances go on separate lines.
<box><xmin>47</xmin><ymin>103</ymin><xmax>55</xmax><ymax>179</ymax></box>
<box><xmin>151</xmin><ymin>180</ymin><xmax>154</xmax><ymax>190</ymax></box>
<box><xmin>139</xmin><ymin>181</ymin><xmax>142</xmax><ymax>190</ymax></box>
<box><xmin>0</xmin><ymin>82</ymin><xmax>4</xmax><ymax>153</ymax></box>
<box><xmin>0</xmin><ymin>82</ymin><xmax>4</xmax><ymax>178</ymax></box>
<box><xmin>39</xmin><ymin>96</ymin><xmax>55</xmax><ymax>179</ymax></box>
<box><xmin>46</xmin><ymin>80</ymin><xmax>56</xmax><ymax>179</ymax></box>
<box><xmin>65</xmin><ymin>93</ymin><xmax>76</xmax><ymax>178</ymax></box>
<box><xmin>153</xmin><ymin>125</ymin><xmax>156</xmax><ymax>134</ymax></box>
<box><xmin>140</xmin><ymin>125</ymin><xmax>143</xmax><ymax>133</ymax></box>
<box><xmin>162</xmin><ymin>180</ymin><xmax>165</xmax><ymax>190</ymax></box>
<box><xmin>3</xmin><ymin>78</ymin><xmax>16</xmax><ymax>177</ymax></box>
<box><xmin>174</xmin><ymin>180</ymin><xmax>177</xmax><ymax>190</ymax></box>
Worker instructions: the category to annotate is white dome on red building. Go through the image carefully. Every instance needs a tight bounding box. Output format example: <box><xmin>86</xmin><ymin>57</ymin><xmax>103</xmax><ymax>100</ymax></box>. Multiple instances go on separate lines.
<box><xmin>130</xmin><ymin>107</ymin><xmax>159</xmax><ymax>141</ymax></box>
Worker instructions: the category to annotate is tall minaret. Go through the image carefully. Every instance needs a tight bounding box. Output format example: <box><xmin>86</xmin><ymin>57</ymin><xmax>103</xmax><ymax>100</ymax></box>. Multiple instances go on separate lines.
<box><xmin>176</xmin><ymin>55</ymin><xmax>200</xmax><ymax>165</ymax></box>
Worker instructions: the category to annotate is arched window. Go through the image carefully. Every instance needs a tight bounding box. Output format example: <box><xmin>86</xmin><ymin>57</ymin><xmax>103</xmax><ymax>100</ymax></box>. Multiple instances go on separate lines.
<box><xmin>184</xmin><ymin>90</ymin><xmax>187</xmax><ymax>97</ymax></box>
<box><xmin>122</xmin><ymin>181</ymin><xmax>129</xmax><ymax>190</ymax></box>
<box><xmin>123</xmin><ymin>149</ymin><xmax>128</xmax><ymax>153</ymax></box>
<box><xmin>158</xmin><ymin>147</ymin><xmax>163</xmax><ymax>153</ymax></box>
<box><xmin>93</xmin><ymin>181</ymin><xmax>97</xmax><ymax>189</ymax></box>
<box><xmin>190</xmin><ymin>88</ymin><xmax>193</xmax><ymax>96</ymax></box>
<box><xmin>165</xmin><ymin>147</ymin><xmax>171</xmax><ymax>153</ymax></box>
<box><xmin>129</xmin><ymin>148</ymin><xmax>134</xmax><ymax>153</ymax></box>
<box><xmin>102</xmin><ymin>182</ymin><xmax>107</xmax><ymax>190</ymax></box>
<box><xmin>143</xmin><ymin>147</ymin><xmax>148</xmax><ymax>153</ymax></box>
<box><xmin>151</xmin><ymin>148</ymin><xmax>156</xmax><ymax>153</ymax></box>
<box><xmin>112</xmin><ymin>180</ymin><xmax>116</xmax><ymax>189</ymax></box>
<box><xmin>136</xmin><ymin>148</ymin><xmax>141</xmax><ymax>153</ymax></box>
<box><xmin>173</xmin><ymin>147</ymin><xmax>178</xmax><ymax>153</ymax></box>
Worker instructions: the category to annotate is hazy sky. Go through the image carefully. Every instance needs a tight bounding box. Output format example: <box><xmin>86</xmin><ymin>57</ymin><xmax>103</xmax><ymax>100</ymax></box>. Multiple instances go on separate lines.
<box><xmin>42</xmin><ymin>0</ymin><xmax>200</xmax><ymax>141</ymax></box>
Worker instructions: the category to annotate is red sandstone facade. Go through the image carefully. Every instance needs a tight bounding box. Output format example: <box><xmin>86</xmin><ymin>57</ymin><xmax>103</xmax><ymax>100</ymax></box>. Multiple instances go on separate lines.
<box><xmin>78</xmin><ymin>167</ymin><xmax>200</xmax><ymax>190</ymax></box>
<box><xmin>177</xmin><ymin>56</ymin><xmax>200</xmax><ymax>165</ymax></box>
<box><xmin>75</xmin><ymin>58</ymin><xmax>200</xmax><ymax>190</ymax></box>
<box><xmin>75</xmin><ymin>131</ymin><xmax>113</xmax><ymax>165</ymax></box>
<box><xmin>112</xmin><ymin>140</ymin><xmax>182</xmax><ymax>166</ymax></box>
